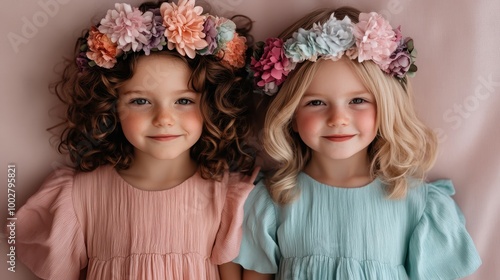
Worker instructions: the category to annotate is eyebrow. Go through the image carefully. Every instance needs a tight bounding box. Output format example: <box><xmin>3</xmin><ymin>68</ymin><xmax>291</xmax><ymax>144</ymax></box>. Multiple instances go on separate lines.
<box><xmin>302</xmin><ymin>92</ymin><xmax>321</xmax><ymax>97</ymax></box>
<box><xmin>119</xmin><ymin>89</ymin><xmax>199</xmax><ymax>96</ymax></box>
<box><xmin>303</xmin><ymin>90</ymin><xmax>371</xmax><ymax>97</ymax></box>
<box><xmin>119</xmin><ymin>90</ymin><xmax>140</xmax><ymax>96</ymax></box>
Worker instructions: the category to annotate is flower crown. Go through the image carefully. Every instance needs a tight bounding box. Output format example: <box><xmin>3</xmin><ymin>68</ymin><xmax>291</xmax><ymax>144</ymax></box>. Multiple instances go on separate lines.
<box><xmin>77</xmin><ymin>0</ymin><xmax>247</xmax><ymax>71</ymax></box>
<box><xmin>250</xmin><ymin>12</ymin><xmax>417</xmax><ymax>95</ymax></box>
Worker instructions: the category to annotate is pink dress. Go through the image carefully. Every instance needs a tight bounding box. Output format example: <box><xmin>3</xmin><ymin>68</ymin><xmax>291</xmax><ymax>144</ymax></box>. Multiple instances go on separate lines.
<box><xmin>15</xmin><ymin>165</ymin><xmax>256</xmax><ymax>279</ymax></box>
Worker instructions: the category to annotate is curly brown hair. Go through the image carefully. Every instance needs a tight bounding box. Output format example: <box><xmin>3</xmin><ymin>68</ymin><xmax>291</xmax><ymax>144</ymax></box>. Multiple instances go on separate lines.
<box><xmin>51</xmin><ymin>0</ymin><xmax>256</xmax><ymax>180</ymax></box>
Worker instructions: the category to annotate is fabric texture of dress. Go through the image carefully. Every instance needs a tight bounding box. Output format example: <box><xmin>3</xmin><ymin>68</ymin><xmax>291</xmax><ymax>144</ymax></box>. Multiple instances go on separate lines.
<box><xmin>15</xmin><ymin>165</ymin><xmax>256</xmax><ymax>280</ymax></box>
<box><xmin>234</xmin><ymin>172</ymin><xmax>481</xmax><ymax>279</ymax></box>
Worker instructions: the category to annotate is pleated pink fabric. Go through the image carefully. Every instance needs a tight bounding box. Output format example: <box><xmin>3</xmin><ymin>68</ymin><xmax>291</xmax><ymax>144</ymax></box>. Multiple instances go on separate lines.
<box><xmin>15</xmin><ymin>165</ymin><xmax>256</xmax><ymax>280</ymax></box>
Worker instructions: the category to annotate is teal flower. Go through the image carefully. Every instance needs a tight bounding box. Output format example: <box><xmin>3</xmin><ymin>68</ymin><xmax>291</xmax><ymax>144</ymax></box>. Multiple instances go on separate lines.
<box><xmin>284</xmin><ymin>28</ymin><xmax>320</xmax><ymax>63</ymax></box>
<box><xmin>216</xmin><ymin>18</ymin><xmax>236</xmax><ymax>50</ymax></box>
<box><xmin>316</xmin><ymin>15</ymin><xmax>355</xmax><ymax>59</ymax></box>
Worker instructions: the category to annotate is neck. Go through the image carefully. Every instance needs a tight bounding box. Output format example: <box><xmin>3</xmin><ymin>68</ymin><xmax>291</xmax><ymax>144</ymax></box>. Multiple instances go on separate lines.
<box><xmin>118</xmin><ymin>150</ymin><xmax>198</xmax><ymax>191</ymax></box>
<box><xmin>304</xmin><ymin>148</ymin><xmax>373</xmax><ymax>188</ymax></box>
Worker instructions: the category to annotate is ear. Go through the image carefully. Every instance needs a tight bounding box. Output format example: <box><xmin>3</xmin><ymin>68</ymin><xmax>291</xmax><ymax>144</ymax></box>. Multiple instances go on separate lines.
<box><xmin>291</xmin><ymin>117</ymin><xmax>298</xmax><ymax>132</ymax></box>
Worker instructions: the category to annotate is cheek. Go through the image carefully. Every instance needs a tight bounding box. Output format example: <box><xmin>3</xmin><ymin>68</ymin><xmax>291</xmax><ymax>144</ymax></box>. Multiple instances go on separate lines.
<box><xmin>356</xmin><ymin>109</ymin><xmax>377</xmax><ymax>133</ymax></box>
<box><xmin>119</xmin><ymin>111</ymin><xmax>144</xmax><ymax>136</ymax></box>
<box><xmin>184</xmin><ymin>109</ymin><xmax>204</xmax><ymax>133</ymax></box>
<box><xmin>295</xmin><ymin>112</ymin><xmax>321</xmax><ymax>135</ymax></box>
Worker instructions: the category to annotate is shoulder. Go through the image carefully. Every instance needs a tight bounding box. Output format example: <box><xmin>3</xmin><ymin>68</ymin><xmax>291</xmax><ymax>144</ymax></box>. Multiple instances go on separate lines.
<box><xmin>244</xmin><ymin>176</ymin><xmax>278</xmax><ymax>215</ymax></box>
<box><xmin>71</xmin><ymin>165</ymin><xmax>117</xmax><ymax>189</ymax></box>
<box><xmin>73</xmin><ymin>165</ymin><xmax>115</xmax><ymax>181</ymax></box>
<box><xmin>405</xmin><ymin>178</ymin><xmax>459</xmax><ymax>219</ymax></box>
<box><xmin>406</xmin><ymin>178</ymin><xmax>455</xmax><ymax>201</ymax></box>
<box><xmin>27</xmin><ymin>166</ymin><xmax>77</xmax><ymax>200</ymax></box>
<box><xmin>249</xmin><ymin>178</ymin><xmax>271</xmax><ymax>199</ymax></box>
<box><xmin>42</xmin><ymin>165</ymin><xmax>77</xmax><ymax>186</ymax></box>
<box><xmin>421</xmin><ymin>179</ymin><xmax>459</xmax><ymax>212</ymax></box>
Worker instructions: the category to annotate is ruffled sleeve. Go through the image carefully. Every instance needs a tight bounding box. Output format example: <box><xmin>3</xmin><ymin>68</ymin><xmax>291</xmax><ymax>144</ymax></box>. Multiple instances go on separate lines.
<box><xmin>210</xmin><ymin>168</ymin><xmax>260</xmax><ymax>264</ymax></box>
<box><xmin>406</xmin><ymin>180</ymin><xmax>481</xmax><ymax>279</ymax></box>
<box><xmin>14</xmin><ymin>167</ymin><xmax>87</xmax><ymax>280</ymax></box>
<box><xmin>233</xmin><ymin>178</ymin><xmax>281</xmax><ymax>274</ymax></box>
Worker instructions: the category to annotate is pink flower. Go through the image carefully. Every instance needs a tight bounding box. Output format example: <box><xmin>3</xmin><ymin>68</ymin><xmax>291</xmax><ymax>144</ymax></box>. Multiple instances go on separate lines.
<box><xmin>386</xmin><ymin>50</ymin><xmax>411</xmax><ymax>78</ymax></box>
<box><xmin>86</xmin><ymin>26</ymin><xmax>121</xmax><ymax>69</ymax></box>
<box><xmin>353</xmin><ymin>12</ymin><xmax>398</xmax><ymax>70</ymax></box>
<box><xmin>386</xmin><ymin>37</ymin><xmax>416</xmax><ymax>78</ymax></box>
<box><xmin>251</xmin><ymin>38</ymin><xmax>295</xmax><ymax>95</ymax></box>
<box><xmin>393</xmin><ymin>26</ymin><xmax>403</xmax><ymax>42</ymax></box>
<box><xmin>76</xmin><ymin>51</ymin><xmax>90</xmax><ymax>72</ymax></box>
<box><xmin>219</xmin><ymin>33</ymin><xmax>247</xmax><ymax>68</ymax></box>
<box><xmin>200</xmin><ymin>15</ymin><xmax>218</xmax><ymax>55</ymax></box>
<box><xmin>98</xmin><ymin>3</ymin><xmax>153</xmax><ymax>52</ymax></box>
<box><xmin>160</xmin><ymin>0</ymin><xmax>208</xmax><ymax>58</ymax></box>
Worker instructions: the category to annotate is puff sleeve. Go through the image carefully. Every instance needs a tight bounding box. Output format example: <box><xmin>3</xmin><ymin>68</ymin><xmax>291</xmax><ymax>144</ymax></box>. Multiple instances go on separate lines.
<box><xmin>233</xmin><ymin>178</ymin><xmax>281</xmax><ymax>274</ymax></box>
<box><xmin>210</xmin><ymin>168</ymin><xmax>259</xmax><ymax>264</ymax></box>
<box><xmin>406</xmin><ymin>180</ymin><xmax>482</xmax><ymax>279</ymax></box>
<box><xmin>14</xmin><ymin>167</ymin><xmax>87</xmax><ymax>280</ymax></box>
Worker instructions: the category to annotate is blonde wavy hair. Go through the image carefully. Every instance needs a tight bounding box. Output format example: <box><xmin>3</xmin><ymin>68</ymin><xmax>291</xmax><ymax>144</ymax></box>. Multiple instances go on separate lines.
<box><xmin>262</xmin><ymin>7</ymin><xmax>437</xmax><ymax>204</ymax></box>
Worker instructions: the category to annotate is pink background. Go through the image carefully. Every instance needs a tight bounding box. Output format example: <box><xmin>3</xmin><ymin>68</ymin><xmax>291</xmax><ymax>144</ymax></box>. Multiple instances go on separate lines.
<box><xmin>1</xmin><ymin>0</ymin><xmax>499</xmax><ymax>279</ymax></box>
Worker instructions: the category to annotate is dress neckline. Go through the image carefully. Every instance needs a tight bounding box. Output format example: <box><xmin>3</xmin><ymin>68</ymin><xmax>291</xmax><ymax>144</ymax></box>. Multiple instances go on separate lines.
<box><xmin>108</xmin><ymin>165</ymin><xmax>200</xmax><ymax>193</ymax></box>
<box><xmin>299</xmin><ymin>172</ymin><xmax>381</xmax><ymax>190</ymax></box>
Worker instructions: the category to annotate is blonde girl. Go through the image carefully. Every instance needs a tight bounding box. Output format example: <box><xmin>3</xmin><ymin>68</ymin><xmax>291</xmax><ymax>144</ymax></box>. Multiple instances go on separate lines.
<box><xmin>234</xmin><ymin>7</ymin><xmax>481</xmax><ymax>280</ymax></box>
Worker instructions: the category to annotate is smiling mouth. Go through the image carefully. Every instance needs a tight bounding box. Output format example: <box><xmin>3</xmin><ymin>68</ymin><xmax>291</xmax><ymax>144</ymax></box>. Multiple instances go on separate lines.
<box><xmin>323</xmin><ymin>135</ymin><xmax>355</xmax><ymax>142</ymax></box>
<box><xmin>148</xmin><ymin>135</ymin><xmax>180</xmax><ymax>141</ymax></box>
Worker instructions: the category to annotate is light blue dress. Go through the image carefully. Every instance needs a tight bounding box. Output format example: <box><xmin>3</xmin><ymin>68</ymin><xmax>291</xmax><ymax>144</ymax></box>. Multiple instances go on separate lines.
<box><xmin>234</xmin><ymin>173</ymin><xmax>481</xmax><ymax>279</ymax></box>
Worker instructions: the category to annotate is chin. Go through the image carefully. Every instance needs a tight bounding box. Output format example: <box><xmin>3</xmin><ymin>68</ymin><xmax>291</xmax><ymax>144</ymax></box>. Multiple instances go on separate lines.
<box><xmin>323</xmin><ymin>152</ymin><xmax>360</xmax><ymax>160</ymax></box>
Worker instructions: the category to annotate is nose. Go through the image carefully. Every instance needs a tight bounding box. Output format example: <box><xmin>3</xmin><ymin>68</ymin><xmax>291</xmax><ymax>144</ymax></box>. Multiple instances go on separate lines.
<box><xmin>153</xmin><ymin>106</ymin><xmax>175</xmax><ymax>127</ymax></box>
<box><xmin>327</xmin><ymin>106</ymin><xmax>349</xmax><ymax>127</ymax></box>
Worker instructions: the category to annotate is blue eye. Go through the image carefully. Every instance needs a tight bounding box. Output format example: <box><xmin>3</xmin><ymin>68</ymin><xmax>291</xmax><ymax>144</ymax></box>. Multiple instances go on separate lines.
<box><xmin>131</xmin><ymin>98</ymin><xmax>150</xmax><ymax>105</ymax></box>
<box><xmin>350</xmin><ymin>98</ymin><xmax>365</xmax><ymax>104</ymax></box>
<box><xmin>176</xmin><ymin>98</ymin><xmax>193</xmax><ymax>105</ymax></box>
<box><xmin>306</xmin><ymin>100</ymin><xmax>325</xmax><ymax>106</ymax></box>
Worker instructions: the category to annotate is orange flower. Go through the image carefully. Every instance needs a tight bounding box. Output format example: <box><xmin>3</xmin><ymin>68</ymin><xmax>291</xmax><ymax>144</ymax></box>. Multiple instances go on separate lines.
<box><xmin>86</xmin><ymin>26</ymin><xmax>120</xmax><ymax>69</ymax></box>
<box><xmin>219</xmin><ymin>33</ymin><xmax>247</xmax><ymax>68</ymax></box>
<box><xmin>160</xmin><ymin>0</ymin><xmax>208</xmax><ymax>58</ymax></box>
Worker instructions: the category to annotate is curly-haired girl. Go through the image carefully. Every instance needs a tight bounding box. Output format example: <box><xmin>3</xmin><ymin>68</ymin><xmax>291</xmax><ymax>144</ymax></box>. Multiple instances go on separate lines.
<box><xmin>234</xmin><ymin>7</ymin><xmax>481</xmax><ymax>279</ymax></box>
<box><xmin>14</xmin><ymin>1</ymin><xmax>257</xmax><ymax>279</ymax></box>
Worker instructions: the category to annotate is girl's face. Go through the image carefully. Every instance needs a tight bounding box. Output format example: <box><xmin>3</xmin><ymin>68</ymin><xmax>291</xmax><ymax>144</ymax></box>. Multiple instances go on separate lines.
<box><xmin>293</xmin><ymin>59</ymin><xmax>377</xmax><ymax>163</ymax></box>
<box><xmin>117</xmin><ymin>55</ymin><xmax>203</xmax><ymax>161</ymax></box>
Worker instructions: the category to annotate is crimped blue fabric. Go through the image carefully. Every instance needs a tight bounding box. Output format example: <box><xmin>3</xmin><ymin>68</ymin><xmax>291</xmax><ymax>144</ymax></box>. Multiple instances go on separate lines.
<box><xmin>234</xmin><ymin>173</ymin><xmax>481</xmax><ymax>279</ymax></box>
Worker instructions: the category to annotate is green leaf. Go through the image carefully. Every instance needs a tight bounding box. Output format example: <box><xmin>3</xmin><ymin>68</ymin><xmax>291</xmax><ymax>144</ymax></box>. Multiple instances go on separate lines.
<box><xmin>406</xmin><ymin>39</ymin><xmax>414</xmax><ymax>51</ymax></box>
<box><xmin>410</xmin><ymin>48</ymin><xmax>418</xmax><ymax>59</ymax></box>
